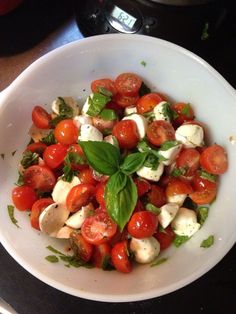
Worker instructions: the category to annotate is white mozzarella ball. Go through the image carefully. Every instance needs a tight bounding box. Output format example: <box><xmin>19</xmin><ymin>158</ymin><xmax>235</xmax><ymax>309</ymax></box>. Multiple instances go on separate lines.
<box><xmin>171</xmin><ymin>207</ymin><xmax>201</xmax><ymax>237</ymax></box>
<box><xmin>52</xmin><ymin>176</ymin><xmax>80</xmax><ymax>206</ymax></box>
<box><xmin>81</xmin><ymin>93</ymin><xmax>94</xmax><ymax>116</ymax></box>
<box><xmin>158</xmin><ymin>203</ymin><xmax>180</xmax><ymax>228</ymax></box>
<box><xmin>159</xmin><ymin>143</ymin><xmax>182</xmax><ymax>166</ymax></box>
<box><xmin>78</xmin><ymin>124</ymin><xmax>103</xmax><ymax>142</ymax></box>
<box><xmin>153</xmin><ymin>101</ymin><xmax>170</xmax><ymax>121</ymax></box>
<box><xmin>130</xmin><ymin>237</ymin><xmax>160</xmax><ymax>264</ymax></box>
<box><xmin>175</xmin><ymin>124</ymin><xmax>204</xmax><ymax>148</ymax></box>
<box><xmin>65</xmin><ymin>203</ymin><xmax>94</xmax><ymax>229</ymax></box>
<box><xmin>73</xmin><ymin>115</ymin><xmax>92</xmax><ymax>129</ymax></box>
<box><xmin>122</xmin><ymin>114</ymin><xmax>148</xmax><ymax>139</ymax></box>
<box><xmin>124</xmin><ymin>106</ymin><xmax>137</xmax><ymax>116</ymax></box>
<box><xmin>136</xmin><ymin>163</ymin><xmax>164</xmax><ymax>182</ymax></box>
<box><xmin>167</xmin><ymin>194</ymin><xmax>187</xmax><ymax>207</ymax></box>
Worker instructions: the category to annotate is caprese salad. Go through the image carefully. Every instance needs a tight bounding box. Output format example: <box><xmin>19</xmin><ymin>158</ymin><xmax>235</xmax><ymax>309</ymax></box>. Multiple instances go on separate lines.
<box><xmin>11</xmin><ymin>73</ymin><xmax>228</xmax><ymax>273</ymax></box>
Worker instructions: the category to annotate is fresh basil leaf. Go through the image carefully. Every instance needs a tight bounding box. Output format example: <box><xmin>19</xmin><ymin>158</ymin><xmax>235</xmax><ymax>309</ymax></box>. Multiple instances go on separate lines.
<box><xmin>41</xmin><ymin>131</ymin><xmax>56</xmax><ymax>145</ymax></box>
<box><xmin>59</xmin><ymin>255</ymin><xmax>93</xmax><ymax>268</ymax></box>
<box><xmin>49</xmin><ymin>115</ymin><xmax>67</xmax><ymax>127</ymax></box>
<box><xmin>139</xmin><ymin>82</ymin><xmax>151</xmax><ymax>97</ymax></box>
<box><xmin>7</xmin><ymin>205</ymin><xmax>20</xmax><ymax>228</ymax></box>
<box><xmin>46</xmin><ymin>245</ymin><xmax>66</xmax><ymax>256</ymax></box>
<box><xmin>97</xmin><ymin>86</ymin><xmax>113</xmax><ymax>97</ymax></box>
<box><xmin>180</xmin><ymin>103</ymin><xmax>192</xmax><ymax>117</ymax></box>
<box><xmin>160</xmin><ymin>140</ymin><xmax>179</xmax><ymax>151</ymax></box>
<box><xmin>144</xmin><ymin>153</ymin><xmax>159</xmax><ymax>170</ymax></box>
<box><xmin>143</xmin><ymin>111</ymin><xmax>155</xmax><ymax>122</ymax></box>
<box><xmin>151</xmin><ymin>257</ymin><xmax>168</xmax><ymax>267</ymax></box>
<box><xmin>15</xmin><ymin>172</ymin><xmax>24</xmax><ymax>186</ymax></box>
<box><xmin>120</xmin><ymin>152</ymin><xmax>147</xmax><ymax>175</ymax></box>
<box><xmin>197</xmin><ymin>206</ymin><xmax>209</xmax><ymax>226</ymax></box>
<box><xmin>62</xmin><ymin>152</ymin><xmax>85</xmax><ymax>182</ymax></box>
<box><xmin>99</xmin><ymin>108</ymin><xmax>117</xmax><ymax>121</ymax></box>
<box><xmin>200</xmin><ymin>235</ymin><xmax>214</xmax><ymax>248</ymax></box>
<box><xmin>106</xmin><ymin>173</ymin><xmax>138</xmax><ymax>231</ymax></box>
<box><xmin>161</xmin><ymin>102</ymin><xmax>177</xmax><ymax>121</ymax></box>
<box><xmin>87</xmin><ymin>93</ymin><xmax>111</xmax><ymax>116</ymax></box>
<box><xmin>171</xmin><ymin>167</ymin><xmax>187</xmax><ymax>177</ymax></box>
<box><xmin>173</xmin><ymin>235</ymin><xmax>190</xmax><ymax>247</ymax></box>
<box><xmin>199</xmin><ymin>169</ymin><xmax>217</xmax><ymax>183</ymax></box>
<box><xmin>146</xmin><ymin>203</ymin><xmax>161</xmax><ymax>215</ymax></box>
<box><xmin>58</xmin><ymin>97</ymin><xmax>73</xmax><ymax>117</ymax></box>
<box><xmin>20</xmin><ymin>151</ymin><xmax>39</xmax><ymax>168</ymax></box>
<box><xmin>79</xmin><ymin>141</ymin><xmax>120</xmax><ymax>175</ymax></box>
<box><xmin>137</xmin><ymin>139</ymin><xmax>152</xmax><ymax>152</ymax></box>
<box><xmin>45</xmin><ymin>255</ymin><xmax>59</xmax><ymax>263</ymax></box>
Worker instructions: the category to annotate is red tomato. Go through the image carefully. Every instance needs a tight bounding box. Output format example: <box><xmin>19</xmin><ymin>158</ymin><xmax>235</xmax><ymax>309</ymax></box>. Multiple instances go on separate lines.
<box><xmin>92</xmin><ymin>243</ymin><xmax>111</xmax><ymax>268</ymax></box>
<box><xmin>189</xmin><ymin>188</ymin><xmax>217</xmax><ymax>205</ymax></box>
<box><xmin>111</xmin><ymin>240</ymin><xmax>132</xmax><ymax>273</ymax></box>
<box><xmin>112</xmin><ymin>120</ymin><xmax>139</xmax><ymax>149</ymax></box>
<box><xmin>114</xmin><ymin>93</ymin><xmax>139</xmax><ymax>108</ymax></box>
<box><xmin>32</xmin><ymin>106</ymin><xmax>51</xmax><ymax>129</ymax></box>
<box><xmin>166</xmin><ymin>179</ymin><xmax>193</xmax><ymax>197</ymax></box>
<box><xmin>134</xmin><ymin>178</ymin><xmax>151</xmax><ymax>197</ymax></box>
<box><xmin>154</xmin><ymin>226</ymin><xmax>175</xmax><ymax>250</ymax></box>
<box><xmin>106</xmin><ymin>101</ymin><xmax>124</xmax><ymax>117</ymax></box>
<box><xmin>43</xmin><ymin>143</ymin><xmax>68</xmax><ymax>169</ymax></box>
<box><xmin>68</xmin><ymin>144</ymin><xmax>87</xmax><ymax>170</ymax></box>
<box><xmin>147</xmin><ymin>185</ymin><xmax>166</xmax><ymax>207</ymax></box>
<box><xmin>91</xmin><ymin>78</ymin><xmax>117</xmax><ymax>96</ymax></box>
<box><xmin>66</xmin><ymin>183</ymin><xmax>95</xmax><ymax>213</ymax></box>
<box><xmin>147</xmin><ymin>120</ymin><xmax>175</xmax><ymax>146</ymax></box>
<box><xmin>95</xmin><ymin>182</ymin><xmax>106</xmax><ymax>208</ymax></box>
<box><xmin>158</xmin><ymin>175</ymin><xmax>172</xmax><ymax>189</ymax></box>
<box><xmin>200</xmin><ymin>144</ymin><xmax>228</xmax><ymax>175</ymax></box>
<box><xmin>23</xmin><ymin>165</ymin><xmax>56</xmax><ymax>192</ymax></box>
<box><xmin>54</xmin><ymin>119</ymin><xmax>78</xmax><ymax>145</ymax></box>
<box><xmin>172</xmin><ymin>102</ymin><xmax>194</xmax><ymax>126</ymax></box>
<box><xmin>26</xmin><ymin>142</ymin><xmax>47</xmax><ymax>155</ymax></box>
<box><xmin>81</xmin><ymin>212</ymin><xmax>117</xmax><ymax>245</ymax></box>
<box><xmin>78</xmin><ymin>167</ymin><xmax>98</xmax><ymax>185</ymax></box>
<box><xmin>70</xmin><ymin>231</ymin><xmax>93</xmax><ymax>262</ymax></box>
<box><xmin>176</xmin><ymin>148</ymin><xmax>200</xmax><ymax>177</ymax></box>
<box><xmin>127</xmin><ymin>211</ymin><xmax>158</xmax><ymax>239</ymax></box>
<box><xmin>136</xmin><ymin>93</ymin><xmax>165</xmax><ymax>114</ymax></box>
<box><xmin>30</xmin><ymin>198</ymin><xmax>53</xmax><ymax>230</ymax></box>
<box><xmin>12</xmin><ymin>186</ymin><xmax>38</xmax><ymax>211</ymax></box>
<box><xmin>115</xmin><ymin>73</ymin><xmax>142</xmax><ymax>96</ymax></box>
<box><xmin>192</xmin><ymin>173</ymin><xmax>217</xmax><ymax>192</ymax></box>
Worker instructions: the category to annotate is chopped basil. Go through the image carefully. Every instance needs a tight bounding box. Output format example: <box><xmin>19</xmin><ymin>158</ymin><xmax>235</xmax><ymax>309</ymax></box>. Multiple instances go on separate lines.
<box><xmin>97</xmin><ymin>86</ymin><xmax>113</xmax><ymax>97</ymax></box>
<box><xmin>201</xmin><ymin>22</ymin><xmax>209</xmax><ymax>40</ymax></box>
<box><xmin>171</xmin><ymin>167</ymin><xmax>187</xmax><ymax>177</ymax></box>
<box><xmin>200</xmin><ymin>235</ymin><xmax>214</xmax><ymax>248</ymax></box>
<box><xmin>99</xmin><ymin>108</ymin><xmax>117</xmax><ymax>121</ymax></box>
<box><xmin>41</xmin><ymin>131</ymin><xmax>56</xmax><ymax>145</ymax></box>
<box><xmin>151</xmin><ymin>257</ymin><xmax>168</xmax><ymax>267</ymax></box>
<box><xmin>101</xmin><ymin>255</ymin><xmax>114</xmax><ymax>271</ymax></box>
<box><xmin>49</xmin><ymin>97</ymin><xmax>73</xmax><ymax>127</ymax></box>
<box><xmin>197</xmin><ymin>206</ymin><xmax>209</xmax><ymax>226</ymax></box>
<box><xmin>137</xmin><ymin>139</ymin><xmax>152</xmax><ymax>152</ymax></box>
<box><xmin>180</xmin><ymin>103</ymin><xmax>192</xmax><ymax>117</ymax></box>
<box><xmin>146</xmin><ymin>203</ymin><xmax>161</xmax><ymax>215</ymax></box>
<box><xmin>199</xmin><ymin>169</ymin><xmax>217</xmax><ymax>183</ymax></box>
<box><xmin>140</xmin><ymin>60</ymin><xmax>146</xmax><ymax>67</ymax></box>
<box><xmin>87</xmin><ymin>93</ymin><xmax>111</xmax><ymax>117</ymax></box>
<box><xmin>143</xmin><ymin>111</ymin><xmax>155</xmax><ymax>122</ymax></box>
<box><xmin>20</xmin><ymin>151</ymin><xmax>39</xmax><ymax>168</ymax></box>
<box><xmin>139</xmin><ymin>82</ymin><xmax>151</xmax><ymax>97</ymax></box>
<box><xmin>1</xmin><ymin>153</ymin><xmax>5</xmax><ymax>160</ymax></box>
<box><xmin>11</xmin><ymin>150</ymin><xmax>17</xmax><ymax>156</ymax></box>
<box><xmin>15</xmin><ymin>172</ymin><xmax>24</xmax><ymax>186</ymax></box>
<box><xmin>47</xmin><ymin>245</ymin><xmax>66</xmax><ymax>256</ymax></box>
<box><xmin>144</xmin><ymin>153</ymin><xmax>159</xmax><ymax>170</ymax></box>
<box><xmin>45</xmin><ymin>255</ymin><xmax>59</xmax><ymax>263</ymax></box>
<box><xmin>173</xmin><ymin>235</ymin><xmax>190</xmax><ymax>247</ymax></box>
<box><xmin>161</xmin><ymin>102</ymin><xmax>177</xmax><ymax>121</ymax></box>
<box><xmin>7</xmin><ymin>205</ymin><xmax>20</xmax><ymax>228</ymax></box>
<box><xmin>62</xmin><ymin>152</ymin><xmax>85</xmax><ymax>182</ymax></box>
<box><xmin>160</xmin><ymin>140</ymin><xmax>179</xmax><ymax>151</ymax></box>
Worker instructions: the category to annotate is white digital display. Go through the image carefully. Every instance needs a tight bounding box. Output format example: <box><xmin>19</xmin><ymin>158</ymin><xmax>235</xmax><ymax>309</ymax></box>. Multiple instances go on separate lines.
<box><xmin>111</xmin><ymin>6</ymin><xmax>137</xmax><ymax>29</ymax></box>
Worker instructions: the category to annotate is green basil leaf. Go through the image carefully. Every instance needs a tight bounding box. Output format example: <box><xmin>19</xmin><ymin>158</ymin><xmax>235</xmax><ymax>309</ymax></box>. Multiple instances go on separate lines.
<box><xmin>173</xmin><ymin>235</ymin><xmax>190</xmax><ymax>247</ymax></box>
<box><xmin>106</xmin><ymin>173</ymin><xmax>138</xmax><ymax>231</ymax></box>
<box><xmin>58</xmin><ymin>97</ymin><xmax>73</xmax><ymax>117</ymax></box>
<box><xmin>20</xmin><ymin>151</ymin><xmax>39</xmax><ymax>168</ymax></box>
<box><xmin>15</xmin><ymin>172</ymin><xmax>24</xmax><ymax>186</ymax></box>
<box><xmin>45</xmin><ymin>255</ymin><xmax>59</xmax><ymax>263</ymax></box>
<box><xmin>79</xmin><ymin>141</ymin><xmax>120</xmax><ymax>175</ymax></box>
<box><xmin>180</xmin><ymin>103</ymin><xmax>192</xmax><ymax>117</ymax></box>
<box><xmin>139</xmin><ymin>82</ymin><xmax>151</xmax><ymax>97</ymax></box>
<box><xmin>143</xmin><ymin>111</ymin><xmax>155</xmax><ymax>122</ymax></box>
<box><xmin>146</xmin><ymin>203</ymin><xmax>161</xmax><ymax>215</ymax></box>
<box><xmin>99</xmin><ymin>109</ymin><xmax>117</xmax><ymax>121</ymax></box>
<box><xmin>160</xmin><ymin>140</ymin><xmax>179</xmax><ymax>151</ymax></box>
<box><xmin>150</xmin><ymin>257</ymin><xmax>168</xmax><ymax>267</ymax></box>
<box><xmin>120</xmin><ymin>152</ymin><xmax>147</xmax><ymax>175</ymax></box>
<box><xmin>137</xmin><ymin>139</ymin><xmax>152</xmax><ymax>152</ymax></box>
<box><xmin>41</xmin><ymin>131</ymin><xmax>56</xmax><ymax>145</ymax></box>
<box><xmin>87</xmin><ymin>93</ymin><xmax>111</xmax><ymax>116</ymax></box>
<box><xmin>171</xmin><ymin>167</ymin><xmax>187</xmax><ymax>177</ymax></box>
<box><xmin>144</xmin><ymin>153</ymin><xmax>159</xmax><ymax>170</ymax></box>
<box><xmin>97</xmin><ymin>86</ymin><xmax>113</xmax><ymax>97</ymax></box>
<box><xmin>161</xmin><ymin>102</ymin><xmax>177</xmax><ymax>121</ymax></box>
<box><xmin>199</xmin><ymin>169</ymin><xmax>217</xmax><ymax>183</ymax></box>
<box><xmin>197</xmin><ymin>206</ymin><xmax>209</xmax><ymax>226</ymax></box>
<box><xmin>200</xmin><ymin>235</ymin><xmax>214</xmax><ymax>248</ymax></box>
<box><xmin>7</xmin><ymin>205</ymin><xmax>20</xmax><ymax>228</ymax></box>
<box><xmin>46</xmin><ymin>245</ymin><xmax>66</xmax><ymax>256</ymax></box>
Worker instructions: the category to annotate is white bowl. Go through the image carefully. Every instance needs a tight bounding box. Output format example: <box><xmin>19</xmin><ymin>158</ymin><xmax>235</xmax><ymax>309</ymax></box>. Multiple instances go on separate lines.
<box><xmin>0</xmin><ymin>34</ymin><xmax>236</xmax><ymax>302</ymax></box>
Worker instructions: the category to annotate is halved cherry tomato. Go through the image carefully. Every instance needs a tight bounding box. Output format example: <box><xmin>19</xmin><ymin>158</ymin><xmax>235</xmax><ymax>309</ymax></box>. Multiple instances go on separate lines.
<box><xmin>154</xmin><ymin>226</ymin><xmax>175</xmax><ymax>250</ymax></box>
<box><xmin>136</xmin><ymin>93</ymin><xmax>165</xmax><ymax>114</ymax></box>
<box><xmin>43</xmin><ymin>143</ymin><xmax>68</xmax><ymax>169</ymax></box>
<box><xmin>12</xmin><ymin>186</ymin><xmax>38</xmax><ymax>211</ymax></box>
<box><xmin>66</xmin><ymin>183</ymin><xmax>95</xmax><ymax>213</ymax></box>
<box><xmin>91</xmin><ymin>78</ymin><xmax>117</xmax><ymax>96</ymax></box>
<box><xmin>189</xmin><ymin>188</ymin><xmax>217</xmax><ymax>205</ymax></box>
<box><xmin>78</xmin><ymin>167</ymin><xmax>98</xmax><ymax>185</ymax></box>
<box><xmin>200</xmin><ymin>144</ymin><xmax>228</xmax><ymax>175</ymax></box>
<box><xmin>26</xmin><ymin>142</ymin><xmax>47</xmax><ymax>155</ymax></box>
<box><xmin>54</xmin><ymin>119</ymin><xmax>78</xmax><ymax>145</ymax></box>
<box><xmin>192</xmin><ymin>173</ymin><xmax>217</xmax><ymax>192</ymax></box>
<box><xmin>32</xmin><ymin>105</ymin><xmax>51</xmax><ymax>129</ymax></box>
<box><xmin>70</xmin><ymin>231</ymin><xmax>93</xmax><ymax>262</ymax></box>
<box><xmin>134</xmin><ymin>178</ymin><xmax>151</xmax><ymax>197</ymax></box>
<box><xmin>30</xmin><ymin>198</ymin><xmax>53</xmax><ymax>230</ymax></box>
<box><xmin>92</xmin><ymin>243</ymin><xmax>111</xmax><ymax>268</ymax></box>
<box><xmin>111</xmin><ymin>240</ymin><xmax>132</xmax><ymax>273</ymax></box>
<box><xmin>147</xmin><ymin>120</ymin><xmax>175</xmax><ymax>146</ymax></box>
<box><xmin>127</xmin><ymin>211</ymin><xmax>158</xmax><ymax>239</ymax></box>
<box><xmin>23</xmin><ymin>165</ymin><xmax>56</xmax><ymax>192</ymax></box>
<box><xmin>112</xmin><ymin>120</ymin><xmax>139</xmax><ymax>149</ymax></box>
<box><xmin>114</xmin><ymin>93</ymin><xmax>139</xmax><ymax>108</ymax></box>
<box><xmin>115</xmin><ymin>73</ymin><xmax>142</xmax><ymax>96</ymax></box>
<box><xmin>172</xmin><ymin>102</ymin><xmax>194</xmax><ymax>126</ymax></box>
<box><xmin>95</xmin><ymin>182</ymin><xmax>106</xmax><ymax>208</ymax></box>
<box><xmin>81</xmin><ymin>212</ymin><xmax>117</xmax><ymax>245</ymax></box>
<box><xmin>166</xmin><ymin>179</ymin><xmax>193</xmax><ymax>197</ymax></box>
<box><xmin>147</xmin><ymin>185</ymin><xmax>166</xmax><ymax>207</ymax></box>
<box><xmin>176</xmin><ymin>148</ymin><xmax>200</xmax><ymax>177</ymax></box>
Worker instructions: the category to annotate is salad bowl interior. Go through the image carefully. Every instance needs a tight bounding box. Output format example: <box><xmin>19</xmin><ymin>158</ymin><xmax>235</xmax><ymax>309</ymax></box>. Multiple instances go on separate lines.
<box><xmin>0</xmin><ymin>34</ymin><xmax>236</xmax><ymax>302</ymax></box>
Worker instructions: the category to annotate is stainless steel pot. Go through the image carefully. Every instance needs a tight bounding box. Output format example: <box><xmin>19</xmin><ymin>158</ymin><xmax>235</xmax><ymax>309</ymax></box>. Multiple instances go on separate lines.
<box><xmin>148</xmin><ymin>0</ymin><xmax>215</xmax><ymax>5</ymax></box>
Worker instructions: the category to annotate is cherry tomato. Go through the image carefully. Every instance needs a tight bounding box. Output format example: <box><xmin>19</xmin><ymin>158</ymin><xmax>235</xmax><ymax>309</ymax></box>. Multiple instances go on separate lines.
<box><xmin>23</xmin><ymin>165</ymin><xmax>56</xmax><ymax>192</ymax></box>
<box><xmin>54</xmin><ymin>119</ymin><xmax>78</xmax><ymax>145</ymax></box>
<box><xmin>200</xmin><ymin>144</ymin><xmax>228</xmax><ymax>175</ymax></box>
<box><xmin>192</xmin><ymin>173</ymin><xmax>217</xmax><ymax>192</ymax></box>
<box><xmin>12</xmin><ymin>186</ymin><xmax>38</xmax><ymax>211</ymax></box>
<box><xmin>127</xmin><ymin>211</ymin><xmax>158</xmax><ymax>239</ymax></box>
<box><xmin>30</xmin><ymin>198</ymin><xmax>53</xmax><ymax>230</ymax></box>
<box><xmin>147</xmin><ymin>120</ymin><xmax>175</xmax><ymax>146</ymax></box>
<box><xmin>111</xmin><ymin>240</ymin><xmax>132</xmax><ymax>273</ymax></box>
<box><xmin>32</xmin><ymin>105</ymin><xmax>51</xmax><ymax>129</ymax></box>
<box><xmin>147</xmin><ymin>185</ymin><xmax>166</xmax><ymax>207</ymax></box>
<box><xmin>26</xmin><ymin>142</ymin><xmax>47</xmax><ymax>155</ymax></box>
<box><xmin>95</xmin><ymin>182</ymin><xmax>106</xmax><ymax>208</ymax></box>
<box><xmin>114</xmin><ymin>93</ymin><xmax>139</xmax><ymax>108</ymax></box>
<box><xmin>189</xmin><ymin>188</ymin><xmax>217</xmax><ymax>205</ymax></box>
<box><xmin>43</xmin><ymin>143</ymin><xmax>68</xmax><ymax>169</ymax></box>
<box><xmin>66</xmin><ymin>183</ymin><xmax>95</xmax><ymax>213</ymax></box>
<box><xmin>112</xmin><ymin>120</ymin><xmax>139</xmax><ymax>149</ymax></box>
<box><xmin>154</xmin><ymin>226</ymin><xmax>175</xmax><ymax>250</ymax></box>
<box><xmin>81</xmin><ymin>212</ymin><xmax>117</xmax><ymax>245</ymax></box>
<box><xmin>70</xmin><ymin>231</ymin><xmax>93</xmax><ymax>262</ymax></box>
<box><xmin>115</xmin><ymin>73</ymin><xmax>142</xmax><ymax>96</ymax></box>
<box><xmin>176</xmin><ymin>148</ymin><xmax>200</xmax><ymax>177</ymax></box>
<box><xmin>172</xmin><ymin>102</ymin><xmax>194</xmax><ymax>126</ymax></box>
<box><xmin>68</xmin><ymin>144</ymin><xmax>87</xmax><ymax>170</ymax></box>
<box><xmin>91</xmin><ymin>78</ymin><xmax>117</xmax><ymax>96</ymax></box>
<box><xmin>78</xmin><ymin>167</ymin><xmax>98</xmax><ymax>185</ymax></box>
<box><xmin>166</xmin><ymin>179</ymin><xmax>193</xmax><ymax>197</ymax></box>
<box><xmin>134</xmin><ymin>178</ymin><xmax>151</xmax><ymax>197</ymax></box>
<box><xmin>136</xmin><ymin>93</ymin><xmax>165</xmax><ymax>114</ymax></box>
<box><xmin>92</xmin><ymin>243</ymin><xmax>111</xmax><ymax>268</ymax></box>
